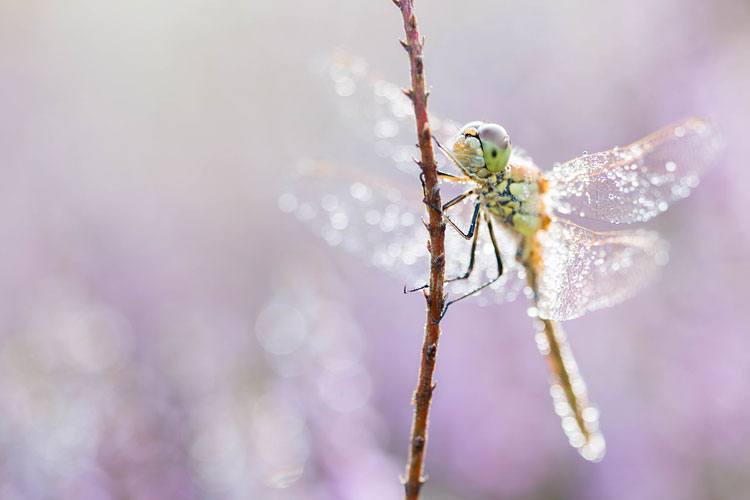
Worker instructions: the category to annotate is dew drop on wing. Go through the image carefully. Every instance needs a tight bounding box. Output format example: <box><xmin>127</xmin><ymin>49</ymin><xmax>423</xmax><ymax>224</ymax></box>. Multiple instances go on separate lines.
<box><xmin>544</xmin><ymin>119</ymin><xmax>722</xmax><ymax>225</ymax></box>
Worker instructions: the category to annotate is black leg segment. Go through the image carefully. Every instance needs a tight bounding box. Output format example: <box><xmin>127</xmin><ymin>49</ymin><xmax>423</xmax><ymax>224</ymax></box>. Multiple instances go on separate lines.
<box><xmin>437</xmin><ymin>215</ymin><xmax>505</xmax><ymax>321</ymax></box>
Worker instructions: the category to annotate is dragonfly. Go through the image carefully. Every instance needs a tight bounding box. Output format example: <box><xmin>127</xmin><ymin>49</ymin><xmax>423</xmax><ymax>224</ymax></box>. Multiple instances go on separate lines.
<box><xmin>281</xmin><ymin>53</ymin><xmax>723</xmax><ymax>462</ymax></box>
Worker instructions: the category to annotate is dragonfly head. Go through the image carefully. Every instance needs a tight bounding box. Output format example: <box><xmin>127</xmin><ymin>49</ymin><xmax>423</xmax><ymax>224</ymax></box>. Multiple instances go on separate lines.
<box><xmin>452</xmin><ymin>122</ymin><xmax>512</xmax><ymax>177</ymax></box>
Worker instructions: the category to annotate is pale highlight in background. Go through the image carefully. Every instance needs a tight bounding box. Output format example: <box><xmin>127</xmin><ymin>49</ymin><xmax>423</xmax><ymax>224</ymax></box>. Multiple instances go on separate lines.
<box><xmin>0</xmin><ymin>1</ymin><xmax>749</xmax><ymax>499</ymax></box>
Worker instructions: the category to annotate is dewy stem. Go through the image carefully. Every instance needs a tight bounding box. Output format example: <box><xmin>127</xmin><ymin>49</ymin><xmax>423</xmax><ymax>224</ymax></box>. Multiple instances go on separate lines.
<box><xmin>393</xmin><ymin>1</ymin><xmax>447</xmax><ymax>499</ymax></box>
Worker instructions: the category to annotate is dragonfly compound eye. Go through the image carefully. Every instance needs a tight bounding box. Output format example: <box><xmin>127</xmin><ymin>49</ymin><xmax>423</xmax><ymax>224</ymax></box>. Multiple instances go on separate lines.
<box><xmin>477</xmin><ymin>123</ymin><xmax>511</xmax><ymax>173</ymax></box>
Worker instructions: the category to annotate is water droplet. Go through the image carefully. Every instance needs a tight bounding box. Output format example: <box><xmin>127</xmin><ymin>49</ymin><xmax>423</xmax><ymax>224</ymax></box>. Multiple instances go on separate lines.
<box><xmin>374</xmin><ymin>119</ymin><xmax>398</xmax><ymax>139</ymax></box>
<box><xmin>330</xmin><ymin>212</ymin><xmax>348</xmax><ymax>230</ymax></box>
<box><xmin>561</xmin><ymin>416</ymin><xmax>579</xmax><ymax>432</ymax></box>
<box><xmin>277</xmin><ymin>193</ymin><xmax>298</xmax><ymax>213</ymax></box>
<box><xmin>349</xmin><ymin>182</ymin><xmax>372</xmax><ymax>202</ymax></box>
<box><xmin>334</xmin><ymin>77</ymin><xmax>355</xmax><ymax>97</ymax></box>
<box><xmin>321</xmin><ymin>194</ymin><xmax>338</xmax><ymax>212</ymax></box>
<box><xmin>582</xmin><ymin>407</ymin><xmax>600</xmax><ymax>423</ymax></box>
<box><xmin>684</xmin><ymin>175</ymin><xmax>699</xmax><ymax>188</ymax></box>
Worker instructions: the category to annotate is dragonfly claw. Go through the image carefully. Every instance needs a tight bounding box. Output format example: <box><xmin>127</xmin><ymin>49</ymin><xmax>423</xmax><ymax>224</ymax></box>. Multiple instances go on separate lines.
<box><xmin>405</xmin><ymin>283</ymin><xmax>429</xmax><ymax>294</ymax></box>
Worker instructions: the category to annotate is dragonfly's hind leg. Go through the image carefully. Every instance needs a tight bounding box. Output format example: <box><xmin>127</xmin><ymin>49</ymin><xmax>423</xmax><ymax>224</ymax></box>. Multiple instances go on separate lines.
<box><xmin>437</xmin><ymin>215</ymin><xmax>504</xmax><ymax>321</ymax></box>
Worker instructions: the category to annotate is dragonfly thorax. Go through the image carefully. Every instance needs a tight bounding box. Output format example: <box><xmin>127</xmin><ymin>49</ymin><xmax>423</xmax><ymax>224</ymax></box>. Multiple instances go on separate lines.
<box><xmin>480</xmin><ymin>173</ymin><xmax>547</xmax><ymax>237</ymax></box>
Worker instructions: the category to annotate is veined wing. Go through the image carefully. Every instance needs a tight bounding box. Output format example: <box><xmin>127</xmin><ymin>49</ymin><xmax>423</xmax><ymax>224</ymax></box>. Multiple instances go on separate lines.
<box><xmin>535</xmin><ymin>218</ymin><xmax>669</xmax><ymax>321</ymax></box>
<box><xmin>280</xmin><ymin>160</ymin><xmax>526</xmax><ymax>305</ymax></box>
<box><xmin>544</xmin><ymin>118</ymin><xmax>723</xmax><ymax>223</ymax></box>
<box><xmin>310</xmin><ymin>51</ymin><xmax>459</xmax><ymax>177</ymax></box>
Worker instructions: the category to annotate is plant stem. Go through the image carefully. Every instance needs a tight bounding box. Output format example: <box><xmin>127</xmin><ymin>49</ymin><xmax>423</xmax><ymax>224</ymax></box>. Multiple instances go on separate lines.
<box><xmin>393</xmin><ymin>1</ymin><xmax>446</xmax><ymax>498</ymax></box>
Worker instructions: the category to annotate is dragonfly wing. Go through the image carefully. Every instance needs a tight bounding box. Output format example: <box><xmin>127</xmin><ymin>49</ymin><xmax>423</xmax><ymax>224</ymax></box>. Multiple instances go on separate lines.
<box><xmin>544</xmin><ymin>118</ymin><xmax>723</xmax><ymax>224</ymax></box>
<box><xmin>535</xmin><ymin>218</ymin><xmax>669</xmax><ymax>321</ymax></box>
<box><xmin>281</xmin><ymin>161</ymin><xmax>526</xmax><ymax>305</ymax></box>
<box><xmin>310</xmin><ymin>52</ymin><xmax>459</xmax><ymax>178</ymax></box>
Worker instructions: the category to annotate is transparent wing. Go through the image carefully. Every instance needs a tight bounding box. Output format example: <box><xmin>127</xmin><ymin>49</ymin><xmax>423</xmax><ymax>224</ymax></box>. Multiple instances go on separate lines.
<box><xmin>544</xmin><ymin>118</ymin><xmax>723</xmax><ymax>223</ymax></box>
<box><xmin>309</xmin><ymin>51</ymin><xmax>460</xmax><ymax>178</ymax></box>
<box><xmin>535</xmin><ymin>218</ymin><xmax>669</xmax><ymax>321</ymax></box>
<box><xmin>280</xmin><ymin>161</ymin><xmax>526</xmax><ymax>305</ymax></box>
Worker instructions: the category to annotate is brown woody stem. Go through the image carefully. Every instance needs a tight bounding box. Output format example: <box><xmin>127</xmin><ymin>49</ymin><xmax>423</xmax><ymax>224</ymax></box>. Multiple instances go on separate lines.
<box><xmin>395</xmin><ymin>1</ymin><xmax>446</xmax><ymax>499</ymax></box>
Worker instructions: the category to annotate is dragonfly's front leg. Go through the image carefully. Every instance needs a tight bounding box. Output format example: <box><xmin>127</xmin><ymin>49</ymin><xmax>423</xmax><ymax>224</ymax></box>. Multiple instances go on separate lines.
<box><xmin>437</xmin><ymin>171</ymin><xmax>472</xmax><ymax>183</ymax></box>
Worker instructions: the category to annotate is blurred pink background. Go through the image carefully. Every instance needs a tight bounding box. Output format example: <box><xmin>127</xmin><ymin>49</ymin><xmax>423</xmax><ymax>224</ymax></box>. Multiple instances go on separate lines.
<box><xmin>1</xmin><ymin>1</ymin><xmax>749</xmax><ymax>499</ymax></box>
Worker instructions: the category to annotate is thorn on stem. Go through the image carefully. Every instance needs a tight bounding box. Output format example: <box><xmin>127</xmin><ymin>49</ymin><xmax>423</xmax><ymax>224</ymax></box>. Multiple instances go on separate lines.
<box><xmin>408</xmin><ymin>13</ymin><xmax>417</xmax><ymax>28</ymax></box>
<box><xmin>399</xmin><ymin>39</ymin><xmax>409</xmax><ymax>52</ymax></box>
<box><xmin>392</xmin><ymin>0</ymin><xmax>401</xmax><ymax>6</ymax></box>
<box><xmin>402</xmin><ymin>88</ymin><xmax>415</xmax><ymax>102</ymax></box>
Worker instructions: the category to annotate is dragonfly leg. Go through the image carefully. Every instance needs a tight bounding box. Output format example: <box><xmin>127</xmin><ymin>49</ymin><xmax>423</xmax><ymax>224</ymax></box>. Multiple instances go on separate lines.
<box><xmin>421</xmin><ymin>191</ymin><xmax>479</xmax><ymax>241</ymax></box>
<box><xmin>422</xmin><ymin>190</ymin><xmax>475</xmax><ymax>213</ymax></box>
<box><xmin>445</xmin><ymin>215</ymin><xmax>481</xmax><ymax>284</ymax></box>
<box><xmin>433</xmin><ymin>136</ymin><xmax>468</xmax><ymax>173</ymax></box>
<box><xmin>422</xmin><ymin>199</ymin><xmax>480</xmax><ymax>241</ymax></box>
<box><xmin>445</xmin><ymin>201</ymin><xmax>480</xmax><ymax>240</ymax></box>
<box><xmin>437</xmin><ymin>215</ymin><xmax>504</xmax><ymax>321</ymax></box>
<box><xmin>442</xmin><ymin>191</ymin><xmax>475</xmax><ymax>210</ymax></box>
<box><xmin>437</xmin><ymin>171</ymin><xmax>471</xmax><ymax>183</ymax></box>
<box><xmin>486</xmin><ymin>215</ymin><xmax>504</xmax><ymax>275</ymax></box>
<box><xmin>405</xmin><ymin>199</ymin><xmax>480</xmax><ymax>294</ymax></box>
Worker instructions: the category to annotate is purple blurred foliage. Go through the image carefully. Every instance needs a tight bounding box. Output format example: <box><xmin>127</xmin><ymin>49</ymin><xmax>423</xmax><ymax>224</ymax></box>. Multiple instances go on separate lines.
<box><xmin>0</xmin><ymin>0</ymin><xmax>748</xmax><ymax>499</ymax></box>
